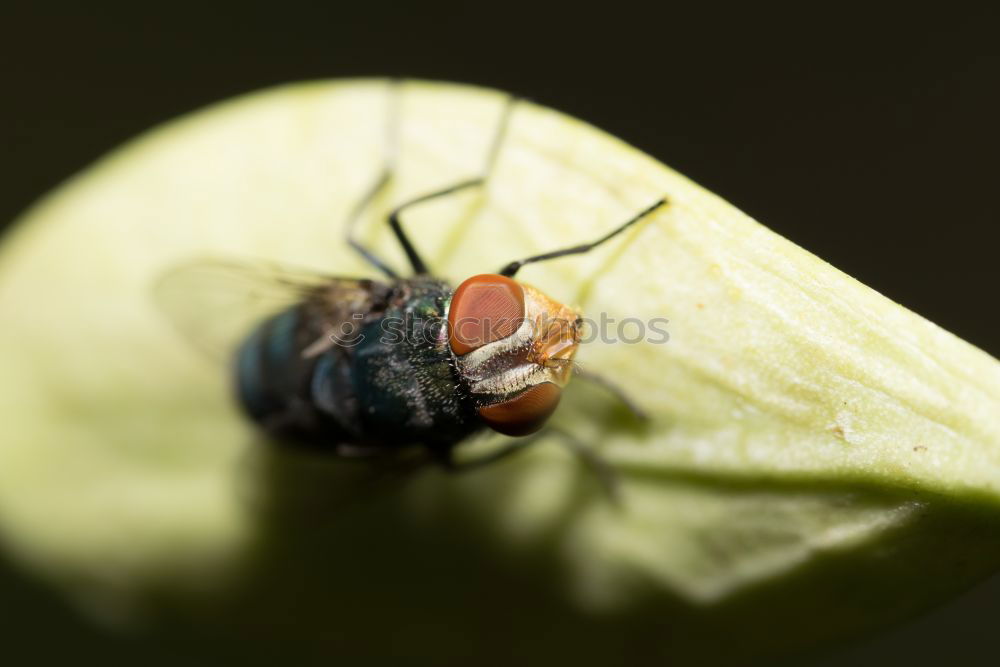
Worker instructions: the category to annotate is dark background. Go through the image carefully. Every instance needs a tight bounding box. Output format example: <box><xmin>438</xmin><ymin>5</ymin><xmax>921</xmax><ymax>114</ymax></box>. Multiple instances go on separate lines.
<box><xmin>1</xmin><ymin>2</ymin><xmax>998</xmax><ymax>665</ymax></box>
<box><xmin>3</xmin><ymin>2</ymin><xmax>998</xmax><ymax>353</ymax></box>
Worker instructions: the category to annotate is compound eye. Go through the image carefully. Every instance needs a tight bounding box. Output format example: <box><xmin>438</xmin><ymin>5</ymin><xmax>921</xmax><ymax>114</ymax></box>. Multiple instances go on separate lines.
<box><xmin>478</xmin><ymin>383</ymin><xmax>562</xmax><ymax>436</ymax></box>
<box><xmin>448</xmin><ymin>273</ymin><xmax>525</xmax><ymax>356</ymax></box>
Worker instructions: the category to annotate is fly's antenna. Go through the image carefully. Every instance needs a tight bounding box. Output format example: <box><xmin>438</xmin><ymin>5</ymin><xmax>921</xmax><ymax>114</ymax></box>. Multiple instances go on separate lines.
<box><xmin>498</xmin><ymin>197</ymin><xmax>668</xmax><ymax>278</ymax></box>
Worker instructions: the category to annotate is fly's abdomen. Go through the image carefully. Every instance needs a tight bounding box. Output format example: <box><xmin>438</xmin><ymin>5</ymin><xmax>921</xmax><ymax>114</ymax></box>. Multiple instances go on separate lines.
<box><xmin>234</xmin><ymin>306</ymin><xmax>356</xmax><ymax>446</ymax></box>
<box><xmin>235</xmin><ymin>308</ymin><xmax>299</xmax><ymax>421</ymax></box>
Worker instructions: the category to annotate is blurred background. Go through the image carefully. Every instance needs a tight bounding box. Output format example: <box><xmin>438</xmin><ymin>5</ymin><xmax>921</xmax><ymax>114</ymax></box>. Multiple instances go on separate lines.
<box><xmin>1</xmin><ymin>1</ymin><xmax>997</xmax><ymax>664</ymax></box>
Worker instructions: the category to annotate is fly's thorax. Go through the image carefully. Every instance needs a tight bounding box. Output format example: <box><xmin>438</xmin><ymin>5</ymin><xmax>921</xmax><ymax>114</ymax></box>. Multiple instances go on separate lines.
<box><xmin>348</xmin><ymin>276</ymin><xmax>477</xmax><ymax>444</ymax></box>
<box><xmin>447</xmin><ymin>274</ymin><xmax>581</xmax><ymax>436</ymax></box>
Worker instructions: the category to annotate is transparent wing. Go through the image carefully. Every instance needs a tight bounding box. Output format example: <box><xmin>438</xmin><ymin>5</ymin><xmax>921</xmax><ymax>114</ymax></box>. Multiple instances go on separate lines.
<box><xmin>153</xmin><ymin>257</ymin><xmax>366</xmax><ymax>361</ymax></box>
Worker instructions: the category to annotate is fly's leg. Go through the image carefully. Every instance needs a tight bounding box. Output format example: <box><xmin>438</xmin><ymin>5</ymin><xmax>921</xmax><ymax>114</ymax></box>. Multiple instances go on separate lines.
<box><xmin>498</xmin><ymin>198</ymin><xmax>668</xmax><ymax>278</ymax></box>
<box><xmin>387</xmin><ymin>95</ymin><xmax>516</xmax><ymax>275</ymax></box>
<box><xmin>438</xmin><ymin>433</ymin><xmax>541</xmax><ymax>471</ymax></box>
<box><xmin>546</xmin><ymin>426</ymin><xmax>621</xmax><ymax>504</ymax></box>
<box><xmin>442</xmin><ymin>427</ymin><xmax>621</xmax><ymax>504</ymax></box>
<box><xmin>573</xmin><ymin>367</ymin><xmax>649</xmax><ymax>421</ymax></box>
<box><xmin>345</xmin><ymin>80</ymin><xmax>401</xmax><ymax>279</ymax></box>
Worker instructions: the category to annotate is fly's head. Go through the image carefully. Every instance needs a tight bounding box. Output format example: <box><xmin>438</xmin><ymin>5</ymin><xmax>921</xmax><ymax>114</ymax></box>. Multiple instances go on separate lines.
<box><xmin>447</xmin><ymin>274</ymin><xmax>582</xmax><ymax>436</ymax></box>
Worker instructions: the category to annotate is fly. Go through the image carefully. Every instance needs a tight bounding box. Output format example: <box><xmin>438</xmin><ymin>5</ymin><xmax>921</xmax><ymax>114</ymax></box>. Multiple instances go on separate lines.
<box><xmin>156</xmin><ymin>83</ymin><xmax>666</xmax><ymax>491</ymax></box>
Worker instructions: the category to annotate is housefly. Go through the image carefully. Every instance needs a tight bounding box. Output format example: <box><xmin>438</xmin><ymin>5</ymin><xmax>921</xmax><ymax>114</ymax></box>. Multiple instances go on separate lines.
<box><xmin>156</xmin><ymin>84</ymin><xmax>666</xmax><ymax>483</ymax></box>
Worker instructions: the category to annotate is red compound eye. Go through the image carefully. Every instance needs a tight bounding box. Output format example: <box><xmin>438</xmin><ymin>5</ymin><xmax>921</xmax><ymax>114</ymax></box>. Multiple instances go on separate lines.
<box><xmin>478</xmin><ymin>383</ymin><xmax>562</xmax><ymax>436</ymax></box>
<box><xmin>448</xmin><ymin>274</ymin><xmax>525</xmax><ymax>356</ymax></box>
